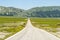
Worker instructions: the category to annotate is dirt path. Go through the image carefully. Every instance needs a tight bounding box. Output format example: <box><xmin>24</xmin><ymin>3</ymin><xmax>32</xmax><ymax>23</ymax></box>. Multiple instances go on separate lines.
<box><xmin>5</xmin><ymin>19</ymin><xmax>60</xmax><ymax>40</ymax></box>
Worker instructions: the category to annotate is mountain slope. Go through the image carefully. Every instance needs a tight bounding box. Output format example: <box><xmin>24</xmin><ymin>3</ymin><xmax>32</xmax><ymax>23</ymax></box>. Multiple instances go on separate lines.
<box><xmin>0</xmin><ymin>6</ymin><xmax>24</xmax><ymax>17</ymax></box>
<box><xmin>23</xmin><ymin>6</ymin><xmax>60</xmax><ymax>17</ymax></box>
<box><xmin>0</xmin><ymin>6</ymin><xmax>60</xmax><ymax>17</ymax></box>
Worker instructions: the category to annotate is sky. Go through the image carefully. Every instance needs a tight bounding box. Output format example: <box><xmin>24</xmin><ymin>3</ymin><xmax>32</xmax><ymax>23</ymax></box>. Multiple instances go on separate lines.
<box><xmin>0</xmin><ymin>0</ymin><xmax>60</xmax><ymax>9</ymax></box>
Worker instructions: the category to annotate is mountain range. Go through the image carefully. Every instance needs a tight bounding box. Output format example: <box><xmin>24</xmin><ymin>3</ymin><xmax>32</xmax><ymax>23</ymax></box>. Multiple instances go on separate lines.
<box><xmin>0</xmin><ymin>6</ymin><xmax>60</xmax><ymax>18</ymax></box>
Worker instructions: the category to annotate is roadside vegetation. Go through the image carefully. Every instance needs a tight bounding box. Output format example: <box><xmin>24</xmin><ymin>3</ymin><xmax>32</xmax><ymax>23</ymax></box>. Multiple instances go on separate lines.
<box><xmin>0</xmin><ymin>17</ymin><xmax>27</xmax><ymax>40</ymax></box>
<box><xmin>31</xmin><ymin>18</ymin><xmax>60</xmax><ymax>38</ymax></box>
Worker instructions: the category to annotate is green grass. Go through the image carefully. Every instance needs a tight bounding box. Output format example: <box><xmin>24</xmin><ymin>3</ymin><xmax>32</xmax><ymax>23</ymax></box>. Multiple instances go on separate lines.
<box><xmin>31</xmin><ymin>18</ymin><xmax>60</xmax><ymax>32</ymax></box>
<box><xmin>0</xmin><ymin>17</ymin><xmax>26</xmax><ymax>24</ymax></box>
<box><xmin>0</xmin><ymin>17</ymin><xmax>27</xmax><ymax>40</ymax></box>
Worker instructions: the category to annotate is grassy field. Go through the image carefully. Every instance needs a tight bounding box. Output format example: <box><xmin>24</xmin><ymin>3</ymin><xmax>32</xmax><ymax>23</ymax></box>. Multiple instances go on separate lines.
<box><xmin>31</xmin><ymin>18</ymin><xmax>60</xmax><ymax>38</ymax></box>
<box><xmin>0</xmin><ymin>17</ymin><xmax>27</xmax><ymax>40</ymax></box>
<box><xmin>0</xmin><ymin>17</ymin><xmax>60</xmax><ymax>40</ymax></box>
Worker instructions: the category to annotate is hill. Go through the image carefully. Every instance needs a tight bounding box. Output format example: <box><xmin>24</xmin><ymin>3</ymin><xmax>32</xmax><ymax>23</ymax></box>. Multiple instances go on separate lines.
<box><xmin>0</xmin><ymin>6</ymin><xmax>24</xmax><ymax>17</ymax></box>
<box><xmin>0</xmin><ymin>6</ymin><xmax>60</xmax><ymax>18</ymax></box>
<box><xmin>23</xmin><ymin>6</ymin><xmax>60</xmax><ymax>17</ymax></box>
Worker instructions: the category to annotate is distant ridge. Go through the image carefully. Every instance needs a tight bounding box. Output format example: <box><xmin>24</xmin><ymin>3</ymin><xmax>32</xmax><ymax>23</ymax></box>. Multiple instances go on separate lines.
<box><xmin>0</xmin><ymin>6</ymin><xmax>60</xmax><ymax>18</ymax></box>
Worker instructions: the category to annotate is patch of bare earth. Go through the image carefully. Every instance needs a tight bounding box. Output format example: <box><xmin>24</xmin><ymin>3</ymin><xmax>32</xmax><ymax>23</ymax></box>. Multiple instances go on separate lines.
<box><xmin>0</xmin><ymin>32</ymin><xmax>10</xmax><ymax>39</ymax></box>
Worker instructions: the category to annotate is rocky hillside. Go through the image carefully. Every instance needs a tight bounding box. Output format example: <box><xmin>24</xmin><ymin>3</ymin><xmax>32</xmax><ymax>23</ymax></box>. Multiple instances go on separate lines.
<box><xmin>0</xmin><ymin>6</ymin><xmax>60</xmax><ymax>18</ymax></box>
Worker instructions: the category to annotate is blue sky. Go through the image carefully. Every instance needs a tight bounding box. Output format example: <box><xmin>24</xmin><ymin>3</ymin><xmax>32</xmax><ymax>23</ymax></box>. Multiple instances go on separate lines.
<box><xmin>0</xmin><ymin>0</ymin><xmax>60</xmax><ymax>9</ymax></box>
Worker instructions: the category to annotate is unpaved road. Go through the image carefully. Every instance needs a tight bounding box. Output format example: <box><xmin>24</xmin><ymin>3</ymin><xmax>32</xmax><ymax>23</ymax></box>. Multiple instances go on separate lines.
<box><xmin>5</xmin><ymin>19</ymin><xmax>60</xmax><ymax>40</ymax></box>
